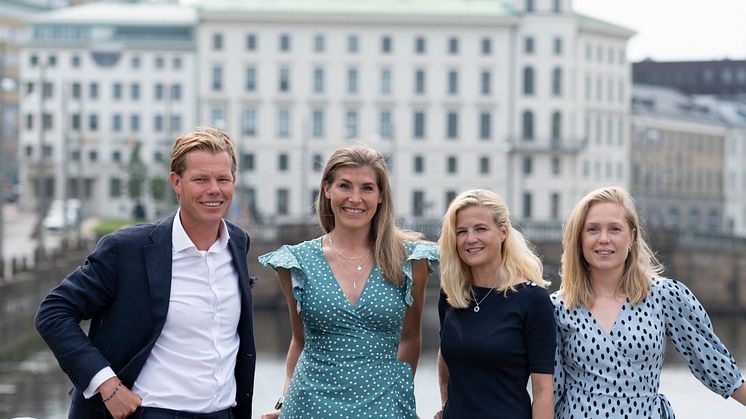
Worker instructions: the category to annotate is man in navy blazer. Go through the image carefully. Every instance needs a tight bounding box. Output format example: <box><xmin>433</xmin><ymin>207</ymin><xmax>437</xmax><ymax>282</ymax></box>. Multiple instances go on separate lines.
<box><xmin>36</xmin><ymin>127</ymin><xmax>255</xmax><ymax>419</ymax></box>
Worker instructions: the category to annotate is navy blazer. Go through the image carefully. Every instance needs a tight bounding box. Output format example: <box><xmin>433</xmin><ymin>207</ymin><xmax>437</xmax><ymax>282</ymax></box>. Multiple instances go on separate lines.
<box><xmin>35</xmin><ymin>214</ymin><xmax>256</xmax><ymax>419</ymax></box>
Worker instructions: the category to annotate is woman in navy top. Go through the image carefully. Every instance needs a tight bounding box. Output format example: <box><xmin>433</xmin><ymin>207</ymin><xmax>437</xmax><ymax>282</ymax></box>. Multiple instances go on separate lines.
<box><xmin>436</xmin><ymin>189</ymin><xmax>555</xmax><ymax>419</ymax></box>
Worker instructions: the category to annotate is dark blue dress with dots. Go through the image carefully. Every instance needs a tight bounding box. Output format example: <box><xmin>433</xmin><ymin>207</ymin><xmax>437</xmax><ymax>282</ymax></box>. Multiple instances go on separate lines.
<box><xmin>259</xmin><ymin>237</ymin><xmax>438</xmax><ymax>419</ymax></box>
<box><xmin>438</xmin><ymin>282</ymin><xmax>556</xmax><ymax>418</ymax></box>
<box><xmin>552</xmin><ymin>278</ymin><xmax>745</xmax><ymax>419</ymax></box>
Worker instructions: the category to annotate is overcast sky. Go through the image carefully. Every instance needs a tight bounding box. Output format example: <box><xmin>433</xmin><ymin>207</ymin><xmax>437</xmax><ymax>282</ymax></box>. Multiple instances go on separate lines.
<box><xmin>573</xmin><ymin>0</ymin><xmax>746</xmax><ymax>62</ymax></box>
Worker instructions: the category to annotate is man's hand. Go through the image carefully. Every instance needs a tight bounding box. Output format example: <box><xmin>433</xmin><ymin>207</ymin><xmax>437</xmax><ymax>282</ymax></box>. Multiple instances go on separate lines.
<box><xmin>98</xmin><ymin>377</ymin><xmax>141</xmax><ymax>419</ymax></box>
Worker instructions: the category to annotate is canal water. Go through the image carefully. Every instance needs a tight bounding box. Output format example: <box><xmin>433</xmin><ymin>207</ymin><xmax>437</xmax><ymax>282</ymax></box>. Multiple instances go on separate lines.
<box><xmin>3</xmin><ymin>307</ymin><xmax>745</xmax><ymax>419</ymax></box>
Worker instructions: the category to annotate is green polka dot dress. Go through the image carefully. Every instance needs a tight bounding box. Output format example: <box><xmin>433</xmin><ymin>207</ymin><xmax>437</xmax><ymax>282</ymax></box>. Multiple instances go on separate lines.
<box><xmin>259</xmin><ymin>237</ymin><xmax>438</xmax><ymax>419</ymax></box>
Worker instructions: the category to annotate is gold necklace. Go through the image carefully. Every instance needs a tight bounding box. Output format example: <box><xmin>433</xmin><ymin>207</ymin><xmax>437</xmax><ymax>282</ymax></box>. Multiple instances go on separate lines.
<box><xmin>327</xmin><ymin>235</ymin><xmax>370</xmax><ymax>271</ymax></box>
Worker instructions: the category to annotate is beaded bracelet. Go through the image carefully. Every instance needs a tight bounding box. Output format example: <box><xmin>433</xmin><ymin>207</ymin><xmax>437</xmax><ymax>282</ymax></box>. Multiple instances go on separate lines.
<box><xmin>102</xmin><ymin>381</ymin><xmax>123</xmax><ymax>403</ymax></box>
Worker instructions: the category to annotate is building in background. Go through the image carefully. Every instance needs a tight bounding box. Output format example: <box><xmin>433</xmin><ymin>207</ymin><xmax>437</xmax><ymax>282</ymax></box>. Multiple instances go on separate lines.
<box><xmin>198</xmin><ymin>0</ymin><xmax>633</xmax><ymax>225</ymax></box>
<box><xmin>633</xmin><ymin>59</ymin><xmax>746</xmax><ymax>97</ymax></box>
<box><xmin>630</xmin><ymin>84</ymin><xmax>727</xmax><ymax>233</ymax></box>
<box><xmin>0</xmin><ymin>0</ymin><xmax>60</xmax><ymax>200</ymax></box>
<box><xmin>18</xmin><ymin>1</ymin><xmax>197</xmax><ymax>220</ymax></box>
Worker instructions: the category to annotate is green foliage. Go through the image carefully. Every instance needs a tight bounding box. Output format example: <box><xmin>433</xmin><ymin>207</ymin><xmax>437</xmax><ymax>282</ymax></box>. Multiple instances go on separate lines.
<box><xmin>93</xmin><ymin>219</ymin><xmax>134</xmax><ymax>237</ymax></box>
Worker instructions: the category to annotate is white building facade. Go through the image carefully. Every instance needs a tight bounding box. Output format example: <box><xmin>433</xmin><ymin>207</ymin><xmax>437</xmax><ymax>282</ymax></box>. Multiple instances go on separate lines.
<box><xmin>18</xmin><ymin>0</ymin><xmax>633</xmax><ymax>224</ymax></box>
<box><xmin>19</xmin><ymin>2</ymin><xmax>197</xmax><ymax>220</ymax></box>
<box><xmin>198</xmin><ymin>0</ymin><xmax>633</xmax><ymax>225</ymax></box>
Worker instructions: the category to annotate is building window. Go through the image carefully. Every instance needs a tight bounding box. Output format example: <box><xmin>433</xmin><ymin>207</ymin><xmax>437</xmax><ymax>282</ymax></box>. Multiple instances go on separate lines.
<box><xmin>71</xmin><ymin>55</ymin><xmax>81</xmax><ymax>67</ymax></box>
<box><xmin>237</xmin><ymin>107</ymin><xmax>255</xmax><ymax>137</ymax></box>
<box><xmin>279</xmin><ymin>67</ymin><xmax>290</xmax><ymax>92</ymax></box>
<box><xmin>523</xmin><ymin>66</ymin><xmax>534</xmax><ymax>95</ymax></box>
<box><xmin>313</xmin><ymin>67</ymin><xmax>324</xmax><ymax>93</ymax></box>
<box><xmin>413</xmin><ymin>155</ymin><xmax>424</xmax><ymax>174</ymax></box>
<box><xmin>380</xmin><ymin>69</ymin><xmax>392</xmax><ymax>94</ymax></box>
<box><xmin>447</xmin><ymin>155</ymin><xmax>458</xmax><ymax>174</ymax></box>
<box><xmin>551</xmin><ymin>111</ymin><xmax>562</xmax><ymax>142</ymax></box>
<box><xmin>89</xmin><ymin>150</ymin><xmax>98</xmax><ymax>162</ymax></box>
<box><xmin>155</xmin><ymin>56</ymin><xmax>164</xmax><ymax>69</ymax></box>
<box><xmin>415</xmin><ymin>36</ymin><xmax>426</xmax><ymax>54</ymax></box>
<box><xmin>42</xmin><ymin>113</ymin><xmax>53</xmax><ymax>130</ymax></box>
<box><xmin>552</xmin><ymin>67</ymin><xmax>563</xmax><ymax>96</ymax></box>
<box><xmin>446</xmin><ymin>111</ymin><xmax>458</xmax><ymax>139</ymax></box>
<box><xmin>246</xmin><ymin>33</ymin><xmax>257</xmax><ymax>51</ymax></box>
<box><xmin>379</xmin><ymin>110</ymin><xmax>393</xmax><ymax>139</ymax></box>
<box><xmin>278</xmin><ymin>153</ymin><xmax>289</xmax><ymax>171</ymax></box>
<box><xmin>448</xmin><ymin>37</ymin><xmax>459</xmax><ymax>54</ymax></box>
<box><xmin>413</xmin><ymin>111</ymin><xmax>426</xmax><ymax>139</ymax></box>
<box><xmin>445</xmin><ymin>191</ymin><xmax>457</xmax><ymax>212</ymax></box>
<box><xmin>412</xmin><ymin>190</ymin><xmax>425</xmax><ymax>217</ymax></box>
<box><xmin>212</xmin><ymin>33</ymin><xmax>223</xmax><ymax>50</ymax></box>
<box><xmin>551</xmin><ymin>157</ymin><xmax>561</xmax><ymax>175</ymax></box>
<box><xmin>553</xmin><ymin>37</ymin><xmax>563</xmax><ymax>55</ymax></box>
<box><xmin>241</xmin><ymin>153</ymin><xmax>255</xmax><ymax>171</ymax></box>
<box><xmin>89</xmin><ymin>114</ymin><xmax>98</xmax><ymax>131</ymax></box>
<box><xmin>277</xmin><ymin>188</ymin><xmax>289</xmax><ymax>215</ymax></box>
<box><xmin>154</xmin><ymin>115</ymin><xmax>163</xmax><ymax>132</ymax></box>
<box><xmin>522</xmin><ymin>192</ymin><xmax>532</xmax><ymax>218</ymax></box>
<box><xmin>479</xmin><ymin>156</ymin><xmax>490</xmax><ymax>174</ymax></box>
<box><xmin>173</xmin><ymin>57</ymin><xmax>182</xmax><ymax>69</ymax></box>
<box><xmin>550</xmin><ymin>192</ymin><xmax>560</xmax><ymax>219</ymax></box>
<box><xmin>246</xmin><ymin>67</ymin><xmax>256</xmax><ymax>91</ymax></box>
<box><xmin>112</xmin><ymin>114</ymin><xmax>122</xmax><ymax>132</ymax></box>
<box><xmin>130</xmin><ymin>114</ymin><xmax>140</xmax><ymax>132</ymax></box>
<box><xmin>211</xmin><ymin>106</ymin><xmax>225</xmax><ymax>129</ymax></box>
<box><xmin>88</xmin><ymin>82</ymin><xmax>97</xmax><ymax>99</ymax></box>
<box><xmin>522</xmin><ymin>157</ymin><xmax>533</xmax><ymax>175</ymax></box>
<box><xmin>279</xmin><ymin>34</ymin><xmax>291</xmax><ymax>52</ymax></box>
<box><xmin>347</xmin><ymin>35</ymin><xmax>358</xmax><ymax>53</ymax></box>
<box><xmin>277</xmin><ymin>107</ymin><xmax>290</xmax><ymax>138</ymax></box>
<box><xmin>212</xmin><ymin>65</ymin><xmax>223</xmax><ymax>91</ymax></box>
<box><xmin>171</xmin><ymin>115</ymin><xmax>181</xmax><ymax>132</ymax></box>
<box><xmin>347</xmin><ymin>68</ymin><xmax>358</xmax><ymax>93</ymax></box>
<box><xmin>481</xmin><ymin>38</ymin><xmax>492</xmax><ymax>55</ymax></box>
<box><xmin>448</xmin><ymin>70</ymin><xmax>458</xmax><ymax>95</ymax></box>
<box><xmin>131</xmin><ymin>56</ymin><xmax>140</xmax><ymax>69</ymax></box>
<box><xmin>313</xmin><ymin>34</ymin><xmax>325</xmax><ymax>52</ymax></box>
<box><xmin>522</xmin><ymin>110</ymin><xmax>534</xmax><ymax>140</ymax></box>
<box><xmin>415</xmin><ymin>69</ymin><xmax>426</xmax><ymax>94</ymax></box>
<box><xmin>71</xmin><ymin>114</ymin><xmax>80</xmax><ymax>130</ymax></box>
<box><xmin>313</xmin><ymin>154</ymin><xmax>324</xmax><ymax>172</ymax></box>
<box><xmin>479</xmin><ymin>112</ymin><xmax>491</xmax><ymax>140</ymax></box>
<box><xmin>381</xmin><ymin>36</ymin><xmax>392</xmax><ymax>53</ymax></box>
<box><xmin>112</xmin><ymin>83</ymin><xmax>121</xmax><ymax>100</ymax></box>
<box><xmin>312</xmin><ymin>109</ymin><xmax>324</xmax><ymax>138</ymax></box>
<box><xmin>112</xmin><ymin>151</ymin><xmax>121</xmax><ymax>163</ymax></box>
<box><xmin>480</xmin><ymin>70</ymin><xmax>491</xmax><ymax>95</ymax></box>
<box><xmin>110</xmin><ymin>178</ymin><xmax>122</xmax><ymax>198</ymax></box>
<box><xmin>155</xmin><ymin>83</ymin><xmax>164</xmax><ymax>101</ymax></box>
<box><xmin>345</xmin><ymin>110</ymin><xmax>358</xmax><ymax>139</ymax></box>
<box><xmin>524</xmin><ymin>36</ymin><xmax>534</xmax><ymax>54</ymax></box>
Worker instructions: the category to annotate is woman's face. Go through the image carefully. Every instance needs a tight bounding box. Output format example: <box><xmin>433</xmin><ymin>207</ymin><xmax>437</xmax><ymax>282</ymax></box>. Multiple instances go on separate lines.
<box><xmin>455</xmin><ymin>205</ymin><xmax>507</xmax><ymax>273</ymax></box>
<box><xmin>323</xmin><ymin>166</ymin><xmax>382</xmax><ymax>232</ymax></box>
<box><xmin>581</xmin><ymin>202</ymin><xmax>635</xmax><ymax>280</ymax></box>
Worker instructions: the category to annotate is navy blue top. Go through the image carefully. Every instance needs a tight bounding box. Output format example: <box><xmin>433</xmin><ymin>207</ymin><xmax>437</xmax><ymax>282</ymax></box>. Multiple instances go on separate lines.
<box><xmin>438</xmin><ymin>282</ymin><xmax>556</xmax><ymax>419</ymax></box>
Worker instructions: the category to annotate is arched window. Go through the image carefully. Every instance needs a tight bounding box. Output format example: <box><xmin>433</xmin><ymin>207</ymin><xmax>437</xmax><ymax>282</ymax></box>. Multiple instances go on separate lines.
<box><xmin>522</xmin><ymin>110</ymin><xmax>534</xmax><ymax>140</ymax></box>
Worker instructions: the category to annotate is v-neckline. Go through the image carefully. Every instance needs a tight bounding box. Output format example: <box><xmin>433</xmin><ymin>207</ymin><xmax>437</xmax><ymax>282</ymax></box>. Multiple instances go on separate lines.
<box><xmin>318</xmin><ymin>237</ymin><xmax>374</xmax><ymax>307</ymax></box>
<box><xmin>587</xmin><ymin>299</ymin><xmax>627</xmax><ymax>336</ymax></box>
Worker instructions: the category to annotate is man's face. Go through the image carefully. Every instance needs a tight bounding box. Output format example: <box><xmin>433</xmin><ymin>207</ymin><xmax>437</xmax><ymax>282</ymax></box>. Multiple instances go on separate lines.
<box><xmin>169</xmin><ymin>150</ymin><xmax>235</xmax><ymax>233</ymax></box>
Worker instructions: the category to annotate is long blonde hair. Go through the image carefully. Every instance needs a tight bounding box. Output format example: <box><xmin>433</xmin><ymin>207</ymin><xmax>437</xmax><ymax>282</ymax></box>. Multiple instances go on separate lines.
<box><xmin>439</xmin><ymin>189</ymin><xmax>547</xmax><ymax>308</ymax></box>
<box><xmin>316</xmin><ymin>144</ymin><xmax>421</xmax><ymax>286</ymax></box>
<box><xmin>559</xmin><ymin>186</ymin><xmax>663</xmax><ymax>309</ymax></box>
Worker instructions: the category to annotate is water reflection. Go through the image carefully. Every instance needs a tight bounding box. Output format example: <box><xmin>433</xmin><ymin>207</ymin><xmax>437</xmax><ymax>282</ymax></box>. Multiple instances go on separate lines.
<box><xmin>3</xmin><ymin>307</ymin><xmax>744</xmax><ymax>419</ymax></box>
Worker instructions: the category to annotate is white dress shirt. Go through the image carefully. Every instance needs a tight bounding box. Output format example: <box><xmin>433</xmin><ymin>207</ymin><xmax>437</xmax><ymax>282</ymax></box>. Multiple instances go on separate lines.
<box><xmin>84</xmin><ymin>211</ymin><xmax>241</xmax><ymax>413</ymax></box>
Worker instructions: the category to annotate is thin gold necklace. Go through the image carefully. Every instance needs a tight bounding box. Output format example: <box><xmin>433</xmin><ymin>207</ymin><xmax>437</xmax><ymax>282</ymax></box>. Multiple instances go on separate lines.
<box><xmin>327</xmin><ymin>235</ymin><xmax>370</xmax><ymax>271</ymax></box>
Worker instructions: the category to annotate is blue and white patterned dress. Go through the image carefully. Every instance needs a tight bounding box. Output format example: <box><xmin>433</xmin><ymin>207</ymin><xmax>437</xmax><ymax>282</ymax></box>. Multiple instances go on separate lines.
<box><xmin>259</xmin><ymin>237</ymin><xmax>438</xmax><ymax>419</ymax></box>
<box><xmin>552</xmin><ymin>278</ymin><xmax>745</xmax><ymax>418</ymax></box>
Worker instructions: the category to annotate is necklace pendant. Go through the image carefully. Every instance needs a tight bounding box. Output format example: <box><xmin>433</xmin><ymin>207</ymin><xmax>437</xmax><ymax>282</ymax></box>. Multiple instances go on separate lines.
<box><xmin>356</xmin><ymin>266</ymin><xmax>362</xmax><ymax>271</ymax></box>
<box><xmin>473</xmin><ymin>306</ymin><xmax>480</xmax><ymax>313</ymax></box>
<box><xmin>353</xmin><ymin>282</ymin><xmax>357</xmax><ymax>289</ymax></box>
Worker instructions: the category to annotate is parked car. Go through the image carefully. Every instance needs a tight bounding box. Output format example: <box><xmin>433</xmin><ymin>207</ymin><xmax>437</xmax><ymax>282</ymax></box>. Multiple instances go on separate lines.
<box><xmin>43</xmin><ymin>199</ymin><xmax>81</xmax><ymax>231</ymax></box>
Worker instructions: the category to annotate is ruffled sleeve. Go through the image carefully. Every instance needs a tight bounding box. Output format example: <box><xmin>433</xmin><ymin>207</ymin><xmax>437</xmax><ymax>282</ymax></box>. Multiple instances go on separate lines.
<box><xmin>658</xmin><ymin>278</ymin><xmax>745</xmax><ymax>398</ymax></box>
<box><xmin>258</xmin><ymin>245</ymin><xmax>306</xmax><ymax>313</ymax></box>
<box><xmin>401</xmin><ymin>241</ymin><xmax>439</xmax><ymax>306</ymax></box>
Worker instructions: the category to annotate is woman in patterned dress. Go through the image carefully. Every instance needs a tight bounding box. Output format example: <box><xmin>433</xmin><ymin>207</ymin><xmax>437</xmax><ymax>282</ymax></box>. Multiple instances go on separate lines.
<box><xmin>436</xmin><ymin>189</ymin><xmax>555</xmax><ymax>418</ymax></box>
<box><xmin>552</xmin><ymin>186</ymin><xmax>746</xmax><ymax>418</ymax></box>
<box><xmin>259</xmin><ymin>144</ymin><xmax>437</xmax><ymax>419</ymax></box>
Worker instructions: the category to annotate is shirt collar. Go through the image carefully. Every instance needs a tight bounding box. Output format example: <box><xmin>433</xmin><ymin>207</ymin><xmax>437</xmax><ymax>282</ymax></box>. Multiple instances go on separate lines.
<box><xmin>172</xmin><ymin>208</ymin><xmax>230</xmax><ymax>253</ymax></box>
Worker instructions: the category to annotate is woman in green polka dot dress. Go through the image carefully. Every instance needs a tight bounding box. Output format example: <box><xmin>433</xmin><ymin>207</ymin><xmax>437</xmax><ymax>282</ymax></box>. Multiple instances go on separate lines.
<box><xmin>259</xmin><ymin>144</ymin><xmax>438</xmax><ymax>419</ymax></box>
